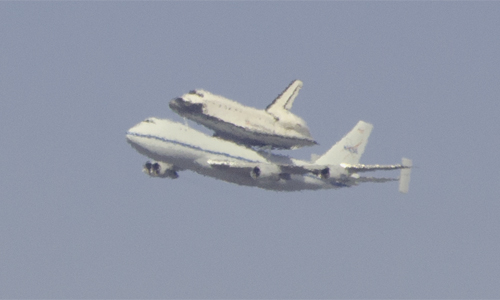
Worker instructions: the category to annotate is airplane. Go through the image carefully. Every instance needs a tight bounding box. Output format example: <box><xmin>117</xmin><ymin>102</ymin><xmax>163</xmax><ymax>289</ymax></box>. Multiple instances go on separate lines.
<box><xmin>126</xmin><ymin>117</ymin><xmax>412</xmax><ymax>192</ymax></box>
<box><xmin>169</xmin><ymin>79</ymin><xmax>317</xmax><ymax>150</ymax></box>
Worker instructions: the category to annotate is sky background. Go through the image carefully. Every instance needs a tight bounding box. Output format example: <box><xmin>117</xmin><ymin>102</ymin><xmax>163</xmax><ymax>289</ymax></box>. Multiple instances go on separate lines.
<box><xmin>1</xmin><ymin>2</ymin><xmax>499</xmax><ymax>298</ymax></box>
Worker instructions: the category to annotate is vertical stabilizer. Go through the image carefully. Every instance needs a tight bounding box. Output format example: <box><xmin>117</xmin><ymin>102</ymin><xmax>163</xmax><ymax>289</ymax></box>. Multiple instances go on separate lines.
<box><xmin>314</xmin><ymin>121</ymin><xmax>373</xmax><ymax>165</ymax></box>
<box><xmin>399</xmin><ymin>158</ymin><xmax>412</xmax><ymax>193</ymax></box>
<box><xmin>266</xmin><ymin>79</ymin><xmax>303</xmax><ymax>113</ymax></box>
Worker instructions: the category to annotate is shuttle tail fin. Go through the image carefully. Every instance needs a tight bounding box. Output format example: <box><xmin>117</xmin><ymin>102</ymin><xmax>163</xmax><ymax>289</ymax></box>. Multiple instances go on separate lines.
<box><xmin>314</xmin><ymin>121</ymin><xmax>373</xmax><ymax>165</ymax></box>
<box><xmin>266</xmin><ymin>79</ymin><xmax>303</xmax><ymax>113</ymax></box>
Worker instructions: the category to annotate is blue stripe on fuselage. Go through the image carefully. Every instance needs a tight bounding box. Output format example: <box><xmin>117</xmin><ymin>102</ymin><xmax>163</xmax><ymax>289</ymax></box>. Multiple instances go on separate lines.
<box><xmin>126</xmin><ymin>131</ymin><xmax>259</xmax><ymax>163</ymax></box>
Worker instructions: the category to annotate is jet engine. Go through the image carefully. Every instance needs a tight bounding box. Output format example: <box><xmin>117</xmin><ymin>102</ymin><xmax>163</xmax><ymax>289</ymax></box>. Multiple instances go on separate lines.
<box><xmin>143</xmin><ymin>161</ymin><xmax>179</xmax><ymax>179</ymax></box>
<box><xmin>319</xmin><ymin>167</ymin><xmax>330</xmax><ymax>179</ymax></box>
<box><xmin>308</xmin><ymin>166</ymin><xmax>330</xmax><ymax>179</ymax></box>
<box><xmin>250</xmin><ymin>164</ymin><xmax>283</xmax><ymax>181</ymax></box>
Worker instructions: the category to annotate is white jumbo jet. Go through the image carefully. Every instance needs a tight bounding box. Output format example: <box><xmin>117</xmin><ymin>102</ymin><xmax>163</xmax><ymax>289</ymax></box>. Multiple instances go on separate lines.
<box><xmin>126</xmin><ymin>117</ymin><xmax>412</xmax><ymax>192</ymax></box>
<box><xmin>169</xmin><ymin>80</ymin><xmax>317</xmax><ymax>150</ymax></box>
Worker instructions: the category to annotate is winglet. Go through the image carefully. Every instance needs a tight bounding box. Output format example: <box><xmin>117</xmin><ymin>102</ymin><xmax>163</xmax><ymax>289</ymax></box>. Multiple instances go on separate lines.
<box><xmin>266</xmin><ymin>79</ymin><xmax>303</xmax><ymax>112</ymax></box>
<box><xmin>398</xmin><ymin>158</ymin><xmax>412</xmax><ymax>193</ymax></box>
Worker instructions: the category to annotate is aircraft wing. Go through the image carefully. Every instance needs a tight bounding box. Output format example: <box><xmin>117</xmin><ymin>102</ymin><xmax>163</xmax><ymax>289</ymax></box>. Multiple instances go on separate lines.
<box><xmin>266</xmin><ymin>79</ymin><xmax>303</xmax><ymax>112</ymax></box>
<box><xmin>207</xmin><ymin>160</ymin><xmax>254</xmax><ymax>170</ymax></box>
<box><xmin>207</xmin><ymin>159</ymin><xmax>332</xmax><ymax>182</ymax></box>
<box><xmin>355</xmin><ymin>176</ymin><xmax>398</xmax><ymax>183</ymax></box>
<box><xmin>207</xmin><ymin>158</ymin><xmax>412</xmax><ymax>182</ymax></box>
<box><xmin>207</xmin><ymin>159</ymin><xmax>313</xmax><ymax>175</ymax></box>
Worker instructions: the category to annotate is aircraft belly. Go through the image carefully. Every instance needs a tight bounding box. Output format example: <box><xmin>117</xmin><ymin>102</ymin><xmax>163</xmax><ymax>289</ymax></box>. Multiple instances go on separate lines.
<box><xmin>146</xmin><ymin>139</ymin><xmax>332</xmax><ymax>190</ymax></box>
<box><xmin>159</xmin><ymin>149</ymin><xmax>337</xmax><ymax>190</ymax></box>
<box><xmin>193</xmin><ymin>169</ymin><xmax>331</xmax><ymax>191</ymax></box>
<box><xmin>190</xmin><ymin>113</ymin><xmax>315</xmax><ymax>149</ymax></box>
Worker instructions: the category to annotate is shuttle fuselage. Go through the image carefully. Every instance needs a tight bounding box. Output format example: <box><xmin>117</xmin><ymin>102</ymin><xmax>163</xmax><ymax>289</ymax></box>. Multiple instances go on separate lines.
<box><xmin>169</xmin><ymin>80</ymin><xmax>316</xmax><ymax>149</ymax></box>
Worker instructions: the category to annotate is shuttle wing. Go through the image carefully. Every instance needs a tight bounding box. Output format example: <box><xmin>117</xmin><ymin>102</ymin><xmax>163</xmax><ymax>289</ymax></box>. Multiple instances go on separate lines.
<box><xmin>266</xmin><ymin>79</ymin><xmax>303</xmax><ymax>112</ymax></box>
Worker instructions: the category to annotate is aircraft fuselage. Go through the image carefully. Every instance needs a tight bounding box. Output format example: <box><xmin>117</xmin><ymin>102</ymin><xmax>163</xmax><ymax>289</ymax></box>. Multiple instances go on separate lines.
<box><xmin>126</xmin><ymin>118</ymin><xmax>347</xmax><ymax>191</ymax></box>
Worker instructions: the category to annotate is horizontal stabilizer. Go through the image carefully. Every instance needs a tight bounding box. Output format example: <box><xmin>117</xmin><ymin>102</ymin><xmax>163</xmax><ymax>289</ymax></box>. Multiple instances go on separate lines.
<box><xmin>399</xmin><ymin>158</ymin><xmax>412</xmax><ymax>193</ymax></box>
<box><xmin>341</xmin><ymin>163</ymin><xmax>410</xmax><ymax>173</ymax></box>
<box><xmin>356</xmin><ymin>177</ymin><xmax>398</xmax><ymax>183</ymax></box>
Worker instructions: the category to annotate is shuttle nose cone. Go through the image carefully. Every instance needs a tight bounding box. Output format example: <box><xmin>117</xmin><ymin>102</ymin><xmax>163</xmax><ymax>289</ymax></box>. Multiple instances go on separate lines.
<box><xmin>169</xmin><ymin>98</ymin><xmax>204</xmax><ymax>115</ymax></box>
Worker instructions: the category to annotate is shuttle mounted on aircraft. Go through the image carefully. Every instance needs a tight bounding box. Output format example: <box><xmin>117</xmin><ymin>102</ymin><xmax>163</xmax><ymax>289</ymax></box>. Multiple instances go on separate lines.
<box><xmin>126</xmin><ymin>117</ymin><xmax>412</xmax><ymax>192</ymax></box>
<box><xmin>169</xmin><ymin>80</ymin><xmax>317</xmax><ymax>150</ymax></box>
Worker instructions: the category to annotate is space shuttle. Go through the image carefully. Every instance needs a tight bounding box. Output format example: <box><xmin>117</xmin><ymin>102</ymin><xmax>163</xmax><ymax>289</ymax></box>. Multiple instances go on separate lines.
<box><xmin>169</xmin><ymin>80</ymin><xmax>317</xmax><ymax>149</ymax></box>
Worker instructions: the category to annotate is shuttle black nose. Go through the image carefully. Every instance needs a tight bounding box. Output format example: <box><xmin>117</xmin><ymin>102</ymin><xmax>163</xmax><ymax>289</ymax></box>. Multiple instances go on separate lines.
<box><xmin>169</xmin><ymin>98</ymin><xmax>204</xmax><ymax>114</ymax></box>
<box><xmin>169</xmin><ymin>98</ymin><xmax>183</xmax><ymax>109</ymax></box>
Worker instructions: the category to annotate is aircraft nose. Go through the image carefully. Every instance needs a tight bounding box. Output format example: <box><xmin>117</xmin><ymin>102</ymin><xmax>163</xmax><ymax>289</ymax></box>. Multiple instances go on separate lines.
<box><xmin>126</xmin><ymin>128</ymin><xmax>140</xmax><ymax>145</ymax></box>
<box><xmin>126</xmin><ymin>132</ymin><xmax>137</xmax><ymax>147</ymax></box>
<box><xmin>125</xmin><ymin>122</ymin><xmax>145</xmax><ymax>145</ymax></box>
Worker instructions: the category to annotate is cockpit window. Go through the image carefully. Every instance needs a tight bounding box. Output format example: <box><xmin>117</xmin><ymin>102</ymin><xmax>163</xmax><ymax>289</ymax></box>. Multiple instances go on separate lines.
<box><xmin>143</xmin><ymin>118</ymin><xmax>156</xmax><ymax>124</ymax></box>
<box><xmin>188</xmin><ymin>90</ymin><xmax>204</xmax><ymax>97</ymax></box>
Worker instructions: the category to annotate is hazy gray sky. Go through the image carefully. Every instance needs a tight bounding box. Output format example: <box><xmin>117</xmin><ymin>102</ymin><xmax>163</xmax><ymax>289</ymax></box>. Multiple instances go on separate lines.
<box><xmin>1</xmin><ymin>2</ymin><xmax>499</xmax><ymax>298</ymax></box>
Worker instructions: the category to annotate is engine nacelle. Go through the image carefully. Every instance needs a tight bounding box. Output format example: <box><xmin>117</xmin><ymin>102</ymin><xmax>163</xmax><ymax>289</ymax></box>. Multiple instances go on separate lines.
<box><xmin>143</xmin><ymin>161</ymin><xmax>179</xmax><ymax>179</ymax></box>
<box><xmin>307</xmin><ymin>166</ymin><xmax>330</xmax><ymax>179</ymax></box>
<box><xmin>319</xmin><ymin>167</ymin><xmax>330</xmax><ymax>179</ymax></box>
<box><xmin>250</xmin><ymin>164</ymin><xmax>282</xmax><ymax>181</ymax></box>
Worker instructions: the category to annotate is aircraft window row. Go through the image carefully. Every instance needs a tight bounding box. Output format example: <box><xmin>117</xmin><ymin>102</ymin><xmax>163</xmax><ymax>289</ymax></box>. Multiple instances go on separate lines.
<box><xmin>217</xmin><ymin>104</ymin><xmax>239</xmax><ymax>112</ymax></box>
